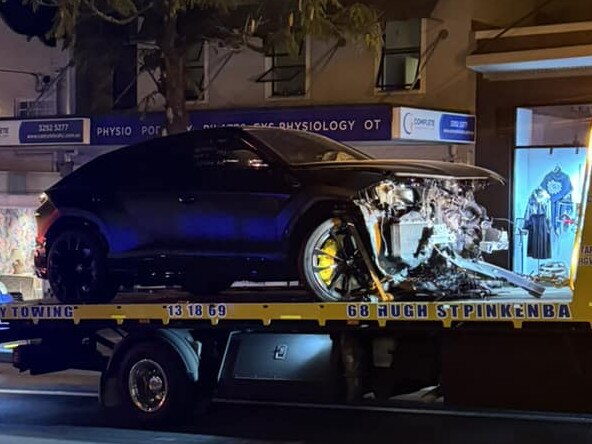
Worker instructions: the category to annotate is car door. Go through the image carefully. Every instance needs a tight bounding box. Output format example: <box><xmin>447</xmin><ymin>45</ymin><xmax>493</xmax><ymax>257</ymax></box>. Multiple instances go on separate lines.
<box><xmin>106</xmin><ymin>135</ymin><xmax>202</xmax><ymax>257</ymax></box>
<box><xmin>176</xmin><ymin>131</ymin><xmax>295</xmax><ymax>259</ymax></box>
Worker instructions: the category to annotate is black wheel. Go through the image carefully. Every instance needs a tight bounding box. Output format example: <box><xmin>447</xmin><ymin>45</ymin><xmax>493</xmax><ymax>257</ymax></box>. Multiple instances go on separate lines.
<box><xmin>47</xmin><ymin>229</ymin><xmax>117</xmax><ymax>304</ymax></box>
<box><xmin>299</xmin><ymin>218</ymin><xmax>371</xmax><ymax>302</ymax></box>
<box><xmin>117</xmin><ymin>342</ymin><xmax>196</xmax><ymax>425</ymax></box>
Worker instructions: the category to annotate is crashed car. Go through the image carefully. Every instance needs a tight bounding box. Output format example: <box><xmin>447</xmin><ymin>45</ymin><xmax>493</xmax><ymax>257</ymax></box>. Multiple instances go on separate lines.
<box><xmin>34</xmin><ymin>127</ymin><xmax>542</xmax><ymax>303</ymax></box>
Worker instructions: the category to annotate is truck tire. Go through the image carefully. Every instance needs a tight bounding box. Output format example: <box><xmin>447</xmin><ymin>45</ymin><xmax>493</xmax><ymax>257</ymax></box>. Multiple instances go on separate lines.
<box><xmin>117</xmin><ymin>341</ymin><xmax>196</xmax><ymax>425</ymax></box>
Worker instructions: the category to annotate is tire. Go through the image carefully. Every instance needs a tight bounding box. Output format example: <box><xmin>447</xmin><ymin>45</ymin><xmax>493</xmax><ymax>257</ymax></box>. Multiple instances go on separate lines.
<box><xmin>47</xmin><ymin>228</ymin><xmax>118</xmax><ymax>304</ymax></box>
<box><xmin>299</xmin><ymin>218</ymin><xmax>370</xmax><ymax>302</ymax></box>
<box><xmin>117</xmin><ymin>342</ymin><xmax>196</xmax><ymax>426</ymax></box>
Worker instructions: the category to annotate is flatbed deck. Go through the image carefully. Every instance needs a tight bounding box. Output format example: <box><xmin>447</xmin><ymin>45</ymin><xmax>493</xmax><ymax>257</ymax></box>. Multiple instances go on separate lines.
<box><xmin>0</xmin><ymin>284</ymin><xmax>576</xmax><ymax>331</ymax></box>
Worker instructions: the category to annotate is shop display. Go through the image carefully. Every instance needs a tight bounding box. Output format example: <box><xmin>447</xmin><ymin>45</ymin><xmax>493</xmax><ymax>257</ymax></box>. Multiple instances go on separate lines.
<box><xmin>35</xmin><ymin>127</ymin><xmax>548</xmax><ymax>304</ymax></box>
<box><xmin>523</xmin><ymin>188</ymin><xmax>551</xmax><ymax>260</ymax></box>
<box><xmin>540</xmin><ymin>165</ymin><xmax>573</xmax><ymax>231</ymax></box>
<box><xmin>513</xmin><ymin>147</ymin><xmax>586</xmax><ymax>279</ymax></box>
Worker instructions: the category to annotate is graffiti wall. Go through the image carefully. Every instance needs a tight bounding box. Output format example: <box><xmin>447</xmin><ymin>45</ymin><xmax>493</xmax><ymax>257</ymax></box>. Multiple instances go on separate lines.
<box><xmin>0</xmin><ymin>208</ymin><xmax>36</xmax><ymax>275</ymax></box>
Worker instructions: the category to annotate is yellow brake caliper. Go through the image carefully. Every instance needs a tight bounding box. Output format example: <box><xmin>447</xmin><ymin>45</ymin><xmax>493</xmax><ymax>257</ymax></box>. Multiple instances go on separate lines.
<box><xmin>317</xmin><ymin>238</ymin><xmax>338</xmax><ymax>285</ymax></box>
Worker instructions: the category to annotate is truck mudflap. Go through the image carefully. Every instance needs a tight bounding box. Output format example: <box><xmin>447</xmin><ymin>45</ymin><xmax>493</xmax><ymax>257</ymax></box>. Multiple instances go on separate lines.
<box><xmin>445</xmin><ymin>255</ymin><xmax>546</xmax><ymax>298</ymax></box>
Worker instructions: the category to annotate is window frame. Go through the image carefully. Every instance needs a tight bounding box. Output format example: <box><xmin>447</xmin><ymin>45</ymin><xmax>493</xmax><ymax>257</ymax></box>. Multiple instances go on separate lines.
<box><xmin>184</xmin><ymin>41</ymin><xmax>209</xmax><ymax>104</ymax></box>
<box><xmin>375</xmin><ymin>18</ymin><xmax>427</xmax><ymax>94</ymax></box>
<box><xmin>258</xmin><ymin>37</ymin><xmax>310</xmax><ymax>100</ymax></box>
<box><xmin>14</xmin><ymin>98</ymin><xmax>57</xmax><ymax>117</ymax></box>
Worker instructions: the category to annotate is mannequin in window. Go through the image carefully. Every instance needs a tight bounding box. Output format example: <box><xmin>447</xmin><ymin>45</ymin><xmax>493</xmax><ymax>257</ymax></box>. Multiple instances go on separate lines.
<box><xmin>523</xmin><ymin>187</ymin><xmax>552</xmax><ymax>260</ymax></box>
<box><xmin>540</xmin><ymin>164</ymin><xmax>573</xmax><ymax>232</ymax></box>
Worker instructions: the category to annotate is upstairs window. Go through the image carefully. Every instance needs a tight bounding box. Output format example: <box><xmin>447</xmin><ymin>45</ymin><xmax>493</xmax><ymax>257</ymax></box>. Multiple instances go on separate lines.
<box><xmin>184</xmin><ymin>42</ymin><xmax>206</xmax><ymax>102</ymax></box>
<box><xmin>14</xmin><ymin>98</ymin><xmax>56</xmax><ymax>117</ymax></box>
<box><xmin>376</xmin><ymin>19</ymin><xmax>422</xmax><ymax>91</ymax></box>
<box><xmin>257</xmin><ymin>42</ymin><xmax>306</xmax><ymax>97</ymax></box>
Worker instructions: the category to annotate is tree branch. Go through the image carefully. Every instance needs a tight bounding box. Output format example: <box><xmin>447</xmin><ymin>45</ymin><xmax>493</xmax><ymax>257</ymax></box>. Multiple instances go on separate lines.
<box><xmin>242</xmin><ymin>37</ymin><xmax>266</xmax><ymax>54</ymax></box>
<box><xmin>208</xmin><ymin>24</ymin><xmax>266</xmax><ymax>53</ymax></box>
<box><xmin>82</xmin><ymin>0</ymin><xmax>153</xmax><ymax>25</ymax></box>
<box><xmin>29</xmin><ymin>0</ymin><xmax>59</xmax><ymax>8</ymax></box>
<box><xmin>138</xmin><ymin>90</ymin><xmax>161</xmax><ymax>116</ymax></box>
<box><xmin>146</xmin><ymin>66</ymin><xmax>165</xmax><ymax>95</ymax></box>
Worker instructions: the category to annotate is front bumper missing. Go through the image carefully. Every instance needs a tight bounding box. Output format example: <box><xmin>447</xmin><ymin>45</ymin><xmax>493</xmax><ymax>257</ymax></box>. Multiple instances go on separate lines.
<box><xmin>442</xmin><ymin>254</ymin><xmax>546</xmax><ymax>298</ymax></box>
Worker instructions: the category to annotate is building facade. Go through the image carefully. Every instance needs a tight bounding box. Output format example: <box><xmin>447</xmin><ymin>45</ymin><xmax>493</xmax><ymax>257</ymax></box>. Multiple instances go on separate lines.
<box><xmin>1</xmin><ymin>0</ymin><xmax>589</xmax><ymax>296</ymax></box>
<box><xmin>468</xmin><ymin>0</ymin><xmax>592</xmax><ymax>273</ymax></box>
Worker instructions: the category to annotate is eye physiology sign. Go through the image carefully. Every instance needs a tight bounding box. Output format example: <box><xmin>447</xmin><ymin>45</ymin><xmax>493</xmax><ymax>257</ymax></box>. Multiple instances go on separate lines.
<box><xmin>91</xmin><ymin>105</ymin><xmax>393</xmax><ymax>145</ymax></box>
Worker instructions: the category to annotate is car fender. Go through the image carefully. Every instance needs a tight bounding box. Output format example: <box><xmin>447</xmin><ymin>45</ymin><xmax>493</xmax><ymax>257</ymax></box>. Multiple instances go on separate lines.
<box><xmin>45</xmin><ymin>209</ymin><xmax>111</xmax><ymax>246</ymax></box>
<box><xmin>281</xmin><ymin>190</ymin><xmax>359</xmax><ymax>259</ymax></box>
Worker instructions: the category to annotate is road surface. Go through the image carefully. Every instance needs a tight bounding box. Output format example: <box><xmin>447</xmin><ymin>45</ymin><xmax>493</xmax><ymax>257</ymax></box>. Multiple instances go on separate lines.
<box><xmin>0</xmin><ymin>363</ymin><xmax>592</xmax><ymax>443</ymax></box>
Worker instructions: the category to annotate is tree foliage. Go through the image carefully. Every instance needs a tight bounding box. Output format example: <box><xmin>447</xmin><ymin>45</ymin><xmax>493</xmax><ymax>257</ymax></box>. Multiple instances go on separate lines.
<box><xmin>28</xmin><ymin>0</ymin><xmax>383</xmax><ymax>133</ymax></box>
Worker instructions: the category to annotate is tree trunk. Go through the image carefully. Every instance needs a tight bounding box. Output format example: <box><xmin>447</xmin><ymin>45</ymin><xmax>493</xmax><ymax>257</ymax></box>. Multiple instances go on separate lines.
<box><xmin>161</xmin><ymin>13</ymin><xmax>189</xmax><ymax>135</ymax></box>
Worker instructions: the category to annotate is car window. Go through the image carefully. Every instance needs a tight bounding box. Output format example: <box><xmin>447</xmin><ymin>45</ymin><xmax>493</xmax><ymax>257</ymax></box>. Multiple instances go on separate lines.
<box><xmin>192</xmin><ymin>134</ymin><xmax>266</xmax><ymax>169</ymax></box>
<box><xmin>93</xmin><ymin>134</ymin><xmax>195</xmax><ymax>189</ymax></box>
<box><xmin>245</xmin><ymin>128</ymin><xmax>370</xmax><ymax>164</ymax></box>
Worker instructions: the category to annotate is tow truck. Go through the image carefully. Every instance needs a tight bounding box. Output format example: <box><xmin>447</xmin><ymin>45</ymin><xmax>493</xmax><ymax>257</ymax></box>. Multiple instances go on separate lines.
<box><xmin>2</xmin><ymin>160</ymin><xmax>592</xmax><ymax>425</ymax></box>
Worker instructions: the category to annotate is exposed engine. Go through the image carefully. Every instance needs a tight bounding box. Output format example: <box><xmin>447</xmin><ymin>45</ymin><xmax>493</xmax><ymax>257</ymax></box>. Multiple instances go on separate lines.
<box><xmin>353</xmin><ymin>179</ymin><xmax>542</xmax><ymax>298</ymax></box>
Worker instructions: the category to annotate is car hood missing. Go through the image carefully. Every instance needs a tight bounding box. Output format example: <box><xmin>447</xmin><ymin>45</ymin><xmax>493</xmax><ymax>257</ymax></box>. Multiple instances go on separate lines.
<box><xmin>294</xmin><ymin>159</ymin><xmax>504</xmax><ymax>183</ymax></box>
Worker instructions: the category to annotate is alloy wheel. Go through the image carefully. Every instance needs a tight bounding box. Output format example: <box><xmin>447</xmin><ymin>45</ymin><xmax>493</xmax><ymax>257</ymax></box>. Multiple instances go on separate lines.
<box><xmin>302</xmin><ymin>219</ymin><xmax>370</xmax><ymax>302</ymax></box>
<box><xmin>48</xmin><ymin>232</ymin><xmax>100</xmax><ymax>303</ymax></box>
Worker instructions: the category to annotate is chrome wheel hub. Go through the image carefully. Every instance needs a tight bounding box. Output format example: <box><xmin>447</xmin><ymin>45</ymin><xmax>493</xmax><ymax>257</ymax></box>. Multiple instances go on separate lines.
<box><xmin>128</xmin><ymin>359</ymin><xmax>168</xmax><ymax>413</ymax></box>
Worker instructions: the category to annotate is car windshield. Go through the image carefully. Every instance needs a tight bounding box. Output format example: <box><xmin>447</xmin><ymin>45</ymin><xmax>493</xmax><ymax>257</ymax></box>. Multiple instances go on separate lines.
<box><xmin>246</xmin><ymin>128</ymin><xmax>371</xmax><ymax>164</ymax></box>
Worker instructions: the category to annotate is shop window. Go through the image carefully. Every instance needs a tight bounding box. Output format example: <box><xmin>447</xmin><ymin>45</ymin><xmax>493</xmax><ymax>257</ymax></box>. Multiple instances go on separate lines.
<box><xmin>376</xmin><ymin>19</ymin><xmax>421</xmax><ymax>91</ymax></box>
<box><xmin>257</xmin><ymin>42</ymin><xmax>306</xmax><ymax>97</ymax></box>
<box><xmin>512</xmin><ymin>105</ymin><xmax>592</xmax><ymax>285</ymax></box>
<box><xmin>513</xmin><ymin>148</ymin><xmax>586</xmax><ymax>279</ymax></box>
<box><xmin>185</xmin><ymin>42</ymin><xmax>206</xmax><ymax>102</ymax></box>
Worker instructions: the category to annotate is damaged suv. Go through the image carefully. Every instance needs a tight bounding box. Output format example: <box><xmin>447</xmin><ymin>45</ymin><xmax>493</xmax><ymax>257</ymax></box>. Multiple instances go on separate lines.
<box><xmin>35</xmin><ymin>127</ymin><xmax>542</xmax><ymax>303</ymax></box>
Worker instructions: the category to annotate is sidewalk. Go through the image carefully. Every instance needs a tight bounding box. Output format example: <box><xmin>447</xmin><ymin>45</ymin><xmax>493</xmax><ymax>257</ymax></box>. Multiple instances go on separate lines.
<box><xmin>0</xmin><ymin>426</ymin><xmax>278</xmax><ymax>444</ymax></box>
<box><xmin>0</xmin><ymin>362</ymin><xmax>98</xmax><ymax>393</ymax></box>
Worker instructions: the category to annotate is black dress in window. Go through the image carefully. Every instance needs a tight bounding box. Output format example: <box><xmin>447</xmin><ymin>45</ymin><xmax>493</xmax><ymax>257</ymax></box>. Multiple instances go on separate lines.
<box><xmin>523</xmin><ymin>188</ymin><xmax>552</xmax><ymax>260</ymax></box>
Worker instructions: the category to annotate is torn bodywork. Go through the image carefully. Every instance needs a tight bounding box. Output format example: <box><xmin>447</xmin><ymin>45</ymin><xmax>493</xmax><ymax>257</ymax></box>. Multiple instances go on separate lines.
<box><xmin>352</xmin><ymin>178</ymin><xmax>545</xmax><ymax>299</ymax></box>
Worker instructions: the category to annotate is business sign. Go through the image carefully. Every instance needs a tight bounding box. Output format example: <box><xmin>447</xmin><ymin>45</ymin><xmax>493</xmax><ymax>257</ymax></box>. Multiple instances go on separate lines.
<box><xmin>345</xmin><ymin>302</ymin><xmax>572</xmax><ymax>321</ymax></box>
<box><xmin>392</xmin><ymin>107</ymin><xmax>475</xmax><ymax>144</ymax></box>
<box><xmin>91</xmin><ymin>105</ymin><xmax>392</xmax><ymax>145</ymax></box>
<box><xmin>0</xmin><ymin>118</ymin><xmax>90</xmax><ymax>146</ymax></box>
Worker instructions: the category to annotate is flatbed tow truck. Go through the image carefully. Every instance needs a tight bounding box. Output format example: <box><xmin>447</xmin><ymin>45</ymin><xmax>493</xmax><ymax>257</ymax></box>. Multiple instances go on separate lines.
<box><xmin>3</xmin><ymin>167</ymin><xmax>592</xmax><ymax>425</ymax></box>
<box><xmin>0</xmin><ymin>280</ymin><xmax>588</xmax><ymax>424</ymax></box>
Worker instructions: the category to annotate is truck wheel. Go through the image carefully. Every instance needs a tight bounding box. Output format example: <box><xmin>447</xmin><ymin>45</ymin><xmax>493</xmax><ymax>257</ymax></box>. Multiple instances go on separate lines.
<box><xmin>47</xmin><ymin>229</ymin><xmax>117</xmax><ymax>304</ymax></box>
<box><xmin>117</xmin><ymin>342</ymin><xmax>196</xmax><ymax>425</ymax></box>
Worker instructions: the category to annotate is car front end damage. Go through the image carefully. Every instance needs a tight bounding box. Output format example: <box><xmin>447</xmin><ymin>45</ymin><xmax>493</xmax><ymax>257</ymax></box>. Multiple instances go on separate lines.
<box><xmin>350</xmin><ymin>176</ymin><xmax>545</xmax><ymax>300</ymax></box>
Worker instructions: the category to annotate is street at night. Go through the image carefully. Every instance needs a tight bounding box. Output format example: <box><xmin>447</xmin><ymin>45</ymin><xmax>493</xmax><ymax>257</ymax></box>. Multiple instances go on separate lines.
<box><xmin>0</xmin><ymin>363</ymin><xmax>590</xmax><ymax>444</ymax></box>
<box><xmin>5</xmin><ymin>0</ymin><xmax>592</xmax><ymax>442</ymax></box>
